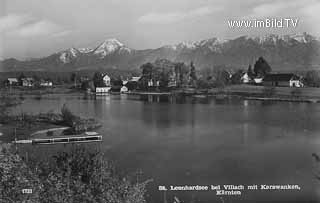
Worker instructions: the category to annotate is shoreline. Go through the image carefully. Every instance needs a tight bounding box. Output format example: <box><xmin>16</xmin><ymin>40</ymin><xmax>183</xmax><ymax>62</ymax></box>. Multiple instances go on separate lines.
<box><xmin>125</xmin><ymin>92</ymin><xmax>320</xmax><ymax>104</ymax></box>
<box><xmin>2</xmin><ymin>85</ymin><xmax>320</xmax><ymax>103</ymax></box>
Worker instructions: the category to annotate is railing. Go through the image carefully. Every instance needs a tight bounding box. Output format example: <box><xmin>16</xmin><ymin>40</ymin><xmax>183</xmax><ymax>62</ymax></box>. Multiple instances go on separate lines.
<box><xmin>12</xmin><ymin>135</ymin><xmax>102</xmax><ymax>145</ymax></box>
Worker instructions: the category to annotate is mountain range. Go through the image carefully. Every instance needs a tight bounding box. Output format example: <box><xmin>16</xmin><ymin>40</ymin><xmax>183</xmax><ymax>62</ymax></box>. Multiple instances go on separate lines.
<box><xmin>1</xmin><ymin>33</ymin><xmax>319</xmax><ymax>72</ymax></box>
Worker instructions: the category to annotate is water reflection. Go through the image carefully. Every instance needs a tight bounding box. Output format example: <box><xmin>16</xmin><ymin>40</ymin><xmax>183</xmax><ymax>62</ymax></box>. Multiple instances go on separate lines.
<box><xmin>10</xmin><ymin>93</ymin><xmax>320</xmax><ymax>203</ymax></box>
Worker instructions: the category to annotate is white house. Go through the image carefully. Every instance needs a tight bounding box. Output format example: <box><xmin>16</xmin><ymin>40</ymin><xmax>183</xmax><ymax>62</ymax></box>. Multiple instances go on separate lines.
<box><xmin>96</xmin><ymin>87</ymin><xmax>111</xmax><ymax>93</ymax></box>
<box><xmin>130</xmin><ymin>76</ymin><xmax>141</xmax><ymax>82</ymax></box>
<box><xmin>22</xmin><ymin>78</ymin><xmax>34</xmax><ymax>87</ymax></box>
<box><xmin>7</xmin><ymin>78</ymin><xmax>18</xmax><ymax>85</ymax></box>
<box><xmin>253</xmin><ymin>78</ymin><xmax>263</xmax><ymax>84</ymax></box>
<box><xmin>120</xmin><ymin>86</ymin><xmax>128</xmax><ymax>93</ymax></box>
<box><xmin>102</xmin><ymin>74</ymin><xmax>111</xmax><ymax>86</ymax></box>
<box><xmin>122</xmin><ymin>80</ymin><xmax>128</xmax><ymax>85</ymax></box>
<box><xmin>40</xmin><ymin>81</ymin><xmax>53</xmax><ymax>87</ymax></box>
<box><xmin>241</xmin><ymin>73</ymin><xmax>251</xmax><ymax>83</ymax></box>
<box><xmin>290</xmin><ymin>77</ymin><xmax>304</xmax><ymax>87</ymax></box>
<box><xmin>148</xmin><ymin>79</ymin><xmax>153</xmax><ymax>87</ymax></box>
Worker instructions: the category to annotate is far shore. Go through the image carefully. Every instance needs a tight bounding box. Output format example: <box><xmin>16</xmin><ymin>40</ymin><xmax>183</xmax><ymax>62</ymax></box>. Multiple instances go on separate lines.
<box><xmin>125</xmin><ymin>85</ymin><xmax>320</xmax><ymax>103</ymax></box>
<box><xmin>2</xmin><ymin>84</ymin><xmax>320</xmax><ymax>103</ymax></box>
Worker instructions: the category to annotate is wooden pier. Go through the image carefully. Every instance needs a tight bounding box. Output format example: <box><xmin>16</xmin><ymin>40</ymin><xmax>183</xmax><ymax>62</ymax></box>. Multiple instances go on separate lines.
<box><xmin>12</xmin><ymin>135</ymin><xmax>102</xmax><ymax>145</ymax></box>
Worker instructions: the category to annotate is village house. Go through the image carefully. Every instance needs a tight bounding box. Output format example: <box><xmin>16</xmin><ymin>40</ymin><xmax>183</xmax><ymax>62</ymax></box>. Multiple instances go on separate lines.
<box><xmin>241</xmin><ymin>73</ymin><xmax>252</xmax><ymax>84</ymax></box>
<box><xmin>253</xmin><ymin>77</ymin><xmax>263</xmax><ymax>85</ymax></box>
<box><xmin>22</xmin><ymin>78</ymin><xmax>34</xmax><ymax>87</ymax></box>
<box><xmin>40</xmin><ymin>79</ymin><xmax>53</xmax><ymax>87</ymax></box>
<box><xmin>95</xmin><ymin>74</ymin><xmax>112</xmax><ymax>93</ymax></box>
<box><xmin>124</xmin><ymin>76</ymin><xmax>140</xmax><ymax>91</ymax></box>
<box><xmin>95</xmin><ymin>87</ymin><xmax>111</xmax><ymax>93</ymax></box>
<box><xmin>263</xmin><ymin>73</ymin><xmax>303</xmax><ymax>87</ymax></box>
<box><xmin>6</xmin><ymin>78</ymin><xmax>19</xmax><ymax>86</ymax></box>
<box><xmin>130</xmin><ymin>76</ymin><xmax>141</xmax><ymax>82</ymax></box>
<box><xmin>147</xmin><ymin>79</ymin><xmax>160</xmax><ymax>87</ymax></box>
<box><xmin>168</xmin><ymin>72</ymin><xmax>177</xmax><ymax>88</ymax></box>
<box><xmin>147</xmin><ymin>79</ymin><xmax>153</xmax><ymax>87</ymax></box>
<box><xmin>102</xmin><ymin>74</ymin><xmax>111</xmax><ymax>87</ymax></box>
<box><xmin>122</xmin><ymin>80</ymin><xmax>128</xmax><ymax>86</ymax></box>
<box><xmin>120</xmin><ymin>85</ymin><xmax>128</xmax><ymax>93</ymax></box>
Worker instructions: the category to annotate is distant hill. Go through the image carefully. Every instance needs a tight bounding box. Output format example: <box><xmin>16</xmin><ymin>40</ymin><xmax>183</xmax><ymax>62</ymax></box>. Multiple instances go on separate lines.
<box><xmin>1</xmin><ymin>33</ymin><xmax>319</xmax><ymax>72</ymax></box>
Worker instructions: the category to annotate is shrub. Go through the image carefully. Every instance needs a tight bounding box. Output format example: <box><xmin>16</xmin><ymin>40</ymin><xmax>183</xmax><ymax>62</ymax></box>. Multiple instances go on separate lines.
<box><xmin>0</xmin><ymin>144</ymin><xmax>41</xmax><ymax>202</ymax></box>
<box><xmin>0</xmin><ymin>145</ymin><xmax>150</xmax><ymax>203</ymax></box>
<box><xmin>61</xmin><ymin>104</ymin><xmax>78</xmax><ymax>127</ymax></box>
<box><xmin>38</xmin><ymin>146</ymin><xmax>150</xmax><ymax>203</ymax></box>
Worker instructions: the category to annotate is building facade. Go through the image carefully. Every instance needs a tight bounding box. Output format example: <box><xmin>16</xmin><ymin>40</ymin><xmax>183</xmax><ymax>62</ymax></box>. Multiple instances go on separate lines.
<box><xmin>263</xmin><ymin>74</ymin><xmax>303</xmax><ymax>87</ymax></box>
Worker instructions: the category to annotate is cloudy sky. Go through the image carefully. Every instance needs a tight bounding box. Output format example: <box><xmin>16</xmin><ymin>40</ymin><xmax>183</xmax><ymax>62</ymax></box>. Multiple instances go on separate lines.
<box><xmin>0</xmin><ymin>0</ymin><xmax>319</xmax><ymax>59</ymax></box>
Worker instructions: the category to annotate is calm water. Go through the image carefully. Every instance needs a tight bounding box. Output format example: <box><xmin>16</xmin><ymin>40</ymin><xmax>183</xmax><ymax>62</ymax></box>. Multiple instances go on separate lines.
<box><xmin>12</xmin><ymin>94</ymin><xmax>320</xmax><ymax>203</ymax></box>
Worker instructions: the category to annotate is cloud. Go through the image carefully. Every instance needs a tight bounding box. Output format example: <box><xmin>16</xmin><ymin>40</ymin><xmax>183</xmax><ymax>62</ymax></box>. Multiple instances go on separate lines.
<box><xmin>15</xmin><ymin>20</ymin><xmax>63</xmax><ymax>37</ymax></box>
<box><xmin>242</xmin><ymin>0</ymin><xmax>319</xmax><ymax>34</ymax></box>
<box><xmin>299</xmin><ymin>1</ymin><xmax>320</xmax><ymax>34</ymax></box>
<box><xmin>138</xmin><ymin>6</ymin><xmax>221</xmax><ymax>24</ymax></box>
<box><xmin>250</xmin><ymin>2</ymin><xmax>288</xmax><ymax>17</ymax></box>
<box><xmin>0</xmin><ymin>13</ymin><xmax>71</xmax><ymax>38</ymax></box>
<box><xmin>50</xmin><ymin>30</ymin><xmax>72</xmax><ymax>38</ymax></box>
<box><xmin>0</xmin><ymin>14</ymin><xmax>32</xmax><ymax>33</ymax></box>
<box><xmin>246</xmin><ymin>0</ymin><xmax>309</xmax><ymax>18</ymax></box>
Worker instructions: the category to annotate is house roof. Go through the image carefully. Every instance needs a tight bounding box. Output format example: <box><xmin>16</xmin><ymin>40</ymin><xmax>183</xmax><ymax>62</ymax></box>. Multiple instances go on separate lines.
<box><xmin>22</xmin><ymin>78</ymin><xmax>34</xmax><ymax>81</ymax></box>
<box><xmin>102</xmin><ymin>74</ymin><xmax>110</xmax><ymax>79</ymax></box>
<box><xmin>7</xmin><ymin>78</ymin><xmax>18</xmax><ymax>82</ymax></box>
<box><xmin>263</xmin><ymin>74</ymin><xmax>300</xmax><ymax>82</ymax></box>
<box><xmin>130</xmin><ymin>76</ymin><xmax>141</xmax><ymax>82</ymax></box>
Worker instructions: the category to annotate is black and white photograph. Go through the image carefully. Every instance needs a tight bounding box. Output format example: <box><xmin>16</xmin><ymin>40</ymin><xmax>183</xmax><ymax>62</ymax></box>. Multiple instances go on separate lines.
<box><xmin>0</xmin><ymin>0</ymin><xmax>320</xmax><ymax>202</ymax></box>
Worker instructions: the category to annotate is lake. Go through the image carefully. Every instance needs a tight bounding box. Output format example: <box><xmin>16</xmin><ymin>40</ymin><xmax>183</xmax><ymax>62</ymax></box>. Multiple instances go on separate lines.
<box><xmin>12</xmin><ymin>93</ymin><xmax>320</xmax><ymax>203</ymax></box>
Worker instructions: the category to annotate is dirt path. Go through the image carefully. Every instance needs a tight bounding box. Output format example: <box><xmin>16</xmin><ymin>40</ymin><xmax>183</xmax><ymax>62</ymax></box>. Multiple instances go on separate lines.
<box><xmin>30</xmin><ymin>127</ymin><xmax>70</xmax><ymax>136</ymax></box>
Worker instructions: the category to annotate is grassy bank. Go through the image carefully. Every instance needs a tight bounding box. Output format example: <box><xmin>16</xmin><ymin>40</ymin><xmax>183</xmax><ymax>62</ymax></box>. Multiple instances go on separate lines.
<box><xmin>128</xmin><ymin>85</ymin><xmax>320</xmax><ymax>102</ymax></box>
<box><xmin>210</xmin><ymin>85</ymin><xmax>320</xmax><ymax>102</ymax></box>
<box><xmin>0</xmin><ymin>105</ymin><xmax>101</xmax><ymax>143</ymax></box>
<box><xmin>0</xmin><ymin>85</ymin><xmax>82</xmax><ymax>97</ymax></box>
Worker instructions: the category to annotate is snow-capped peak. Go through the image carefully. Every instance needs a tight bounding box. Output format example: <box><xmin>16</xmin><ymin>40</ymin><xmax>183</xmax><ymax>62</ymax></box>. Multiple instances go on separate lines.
<box><xmin>162</xmin><ymin>41</ymin><xmax>197</xmax><ymax>50</ymax></box>
<box><xmin>59</xmin><ymin>48</ymin><xmax>79</xmax><ymax>63</ymax></box>
<box><xmin>94</xmin><ymin>38</ymin><xmax>130</xmax><ymax>58</ymax></box>
<box><xmin>247</xmin><ymin>33</ymin><xmax>313</xmax><ymax>44</ymax></box>
<box><xmin>162</xmin><ymin>38</ymin><xmax>225</xmax><ymax>52</ymax></box>
<box><xmin>78</xmin><ymin>47</ymin><xmax>94</xmax><ymax>54</ymax></box>
<box><xmin>178</xmin><ymin>41</ymin><xmax>197</xmax><ymax>49</ymax></box>
<box><xmin>69</xmin><ymin>48</ymin><xmax>78</xmax><ymax>57</ymax></box>
<box><xmin>288</xmin><ymin>33</ymin><xmax>314</xmax><ymax>43</ymax></box>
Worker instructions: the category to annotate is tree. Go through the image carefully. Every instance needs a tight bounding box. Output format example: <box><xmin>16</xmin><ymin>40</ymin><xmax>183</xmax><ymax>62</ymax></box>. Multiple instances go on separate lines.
<box><xmin>36</xmin><ymin>146</ymin><xmax>150</xmax><ymax>203</ymax></box>
<box><xmin>247</xmin><ymin>64</ymin><xmax>254</xmax><ymax>78</ymax></box>
<box><xmin>253</xmin><ymin>57</ymin><xmax>271</xmax><ymax>77</ymax></box>
<box><xmin>32</xmin><ymin>74</ymin><xmax>40</xmax><ymax>82</ymax></box>
<box><xmin>18</xmin><ymin>73</ymin><xmax>26</xmax><ymax>86</ymax></box>
<box><xmin>139</xmin><ymin>63</ymin><xmax>154</xmax><ymax>90</ymax></box>
<box><xmin>304</xmin><ymin>70</ymin><xmax>320</xmax><ymax>87</ymax></box>
<box><xmin>231</xmin><ymin>70</ymin><xmax>244</xmax><ymax>84</ymax></box>
<box><xmin>81</xmin><ymin>80</ymin><xmax>95</xmax><ymax>91</ymax></box>
<box><xmin>141</xmin><ymin>63</ymin><xmax>154</xmax><ymax>80</ymax></box>
<box><xmin>0</xmin><ymin>144</ymin><xmax>150</xmax><ymax>203</ymax></box>
<box><xmin>0</xmin><ymin>145</ymin><xmax>41</xmax><ymax>202</ymax></box>
<box><xmin>196</xmin><ymin>78</ymin><xmax>211</xmax><ymax>89</ymax></box>
<box><xmin>174</xmin><ymin>62</ymin><xmax>189</xmax><ymax>87</ymax></box>
<box><xmin>212</xmin><ymin>69</ymin><xmax>230</xmax><ymax>87</ymax></box>
<box><xmin>71</xmin><ymin>73</ymin><xmax>77</xmax><ymax>87</ymax></box>
<box><xmin>125</xmin><ymin>81</ymin><xmax>138</xmax><ymax>91</ymax></box>
<box><xmin>92</xmin><ymin>72</ymin><xmax>105</xmax><ymax>88</ymax></box>
<box><xmin>189</xmin><ymin>61</ymin><xmax>197</xmax><ymax>86</ymax></box>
